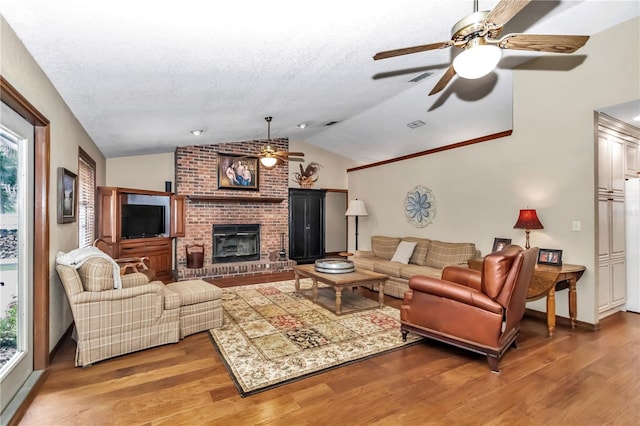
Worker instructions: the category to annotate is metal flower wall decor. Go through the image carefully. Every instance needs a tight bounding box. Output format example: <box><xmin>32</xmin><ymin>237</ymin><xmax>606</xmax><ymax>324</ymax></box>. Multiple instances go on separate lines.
<box><xmin>404</xmin><ymin>185</ymin><xmax>437</xmax><ymax>228</ymax></box>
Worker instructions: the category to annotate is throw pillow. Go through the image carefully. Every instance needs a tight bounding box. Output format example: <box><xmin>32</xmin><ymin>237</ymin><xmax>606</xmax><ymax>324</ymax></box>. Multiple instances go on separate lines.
<box><xmin>390</xmin><ymin>241</ymin><xmax>417</xmax><ymax>264</ymax></box>
<box><xmin>78</xmin><ymin>257</ymin><xmax>114</xmax><ymax>292</ymax></box>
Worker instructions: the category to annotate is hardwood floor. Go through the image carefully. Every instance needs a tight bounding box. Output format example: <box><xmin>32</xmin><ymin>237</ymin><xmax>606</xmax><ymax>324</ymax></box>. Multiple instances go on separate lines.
<box><xmin>17</xmin><ymin>273</ymin><xmax>640</xmax><ymax>425</ymax></box>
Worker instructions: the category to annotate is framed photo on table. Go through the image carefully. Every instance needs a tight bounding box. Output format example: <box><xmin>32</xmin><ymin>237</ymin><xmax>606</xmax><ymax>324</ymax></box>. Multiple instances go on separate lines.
<box><xmin>537</xmin><ymin>248</ymin><xmax>563</xmax><ymax>266</ymax></box>
<box><xmin>57</xmin><ymin>167</ymin><xmax>77</xmax><ymax>224</ymax></box>
<box><xmin>217</xmin><ymin>153</ymin><xmax>259</xmax><ymax>190</ymax></box>
<box><xmin>492</xmin><ymin>238</ymin><xmax>511</xmax><ymax>252</ymax></box>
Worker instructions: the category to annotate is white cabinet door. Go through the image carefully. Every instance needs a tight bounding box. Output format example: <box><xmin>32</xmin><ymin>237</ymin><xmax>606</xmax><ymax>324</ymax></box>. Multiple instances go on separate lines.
<box><xmin>611</xmin><ymin>258</ymin><xmax>627</xmax><ymax>305</ymax></box>
<box><xmin>598</xmin><ymin>199</ymin><xmax>610</xmax><ymax>258</ymax></box>
<box><xmin>598</xmin><ymin>262</ymin><xmax>611</xmax><ymax>311</ymax></box>
<box><xmin>611</xmin><ymin>136</ymin><xmax>626</xmax><ymax>194</ymax></box>
<box><xmin>626</xmin><ymin>141</ymin><xmax>638</xmax><ymax>177</ymax></box>
<box><xmin>611</xmin><ymin>198</ymin><xmax>626</xmax><ymax>256</ymax></box>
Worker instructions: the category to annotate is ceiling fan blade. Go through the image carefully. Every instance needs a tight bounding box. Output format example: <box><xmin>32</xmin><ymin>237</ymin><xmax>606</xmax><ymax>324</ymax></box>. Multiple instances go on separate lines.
<box><xmin>483</xmin><ymin>0</ymin><xmax>531</xmax><ymax>30</ymax></box>
<box><xmin>373</xmin><ymin>41</ymin><xmax>453</xmax><ymax>60</ymax></box>
<box><xmin>274</xmin><ymin>151</ymin><xmax>305</xmax><ymax>157</ymax></box>
<box><xmin>429</xmin><ymin>65</ymin><xmax>456</xmax><ymax>96</ymax></box>
<box><xmin>288</xmin><ymin>157</ymin><xmax>305</xmax><ymax>163</ymax></box>
<box><xmin>497</xmin><ymin>34</ymin><xmax>590</xmax><ymax>53</ymax></box>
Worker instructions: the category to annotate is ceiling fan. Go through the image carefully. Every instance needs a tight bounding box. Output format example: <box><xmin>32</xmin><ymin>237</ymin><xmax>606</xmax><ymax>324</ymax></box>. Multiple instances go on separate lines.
<box><xmin>259</xmin><ymin>116</ymin><xmax>305</xmax><ymax>169</ymax></box>
<box><xmin>373</xmin><ymin>0</ymin><xmax>590</xmax><ymax>96</ymax></box>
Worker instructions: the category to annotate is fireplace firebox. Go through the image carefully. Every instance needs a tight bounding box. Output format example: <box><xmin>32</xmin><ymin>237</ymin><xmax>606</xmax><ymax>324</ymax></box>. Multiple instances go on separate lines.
<box><xmin>212</xmin><ymin>224</ymin><xmax>260</xmax><ymax>263</ymax></box>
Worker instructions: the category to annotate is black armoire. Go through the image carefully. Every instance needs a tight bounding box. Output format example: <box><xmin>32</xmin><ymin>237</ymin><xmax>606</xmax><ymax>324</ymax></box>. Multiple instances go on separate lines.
<box><xmin>289</xmin><ymin>188</ymin><xmax>325</xmax><ymax>263</ymax></box>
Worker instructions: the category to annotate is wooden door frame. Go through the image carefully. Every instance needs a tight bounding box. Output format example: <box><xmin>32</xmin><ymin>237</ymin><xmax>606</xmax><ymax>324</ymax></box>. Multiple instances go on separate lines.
<box><xmin>1</xmin><ymin>76</ymin><xmax>50</xmax><ymax>370</ymax></box>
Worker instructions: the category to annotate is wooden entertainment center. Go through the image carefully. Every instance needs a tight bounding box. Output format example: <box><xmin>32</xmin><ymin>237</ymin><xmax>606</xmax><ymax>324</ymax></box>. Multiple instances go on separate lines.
<box><xmin>97</xmin><ymin>186</ymin><xmax>185</xmax><ymax>281</ymax></box>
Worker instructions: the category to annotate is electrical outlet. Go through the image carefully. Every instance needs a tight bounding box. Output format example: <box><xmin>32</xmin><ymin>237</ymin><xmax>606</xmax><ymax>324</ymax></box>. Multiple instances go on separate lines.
<box><xmin>572</xmin><ymin>221</ymin><xmax>581</xmax><ymax>232</ymax></box>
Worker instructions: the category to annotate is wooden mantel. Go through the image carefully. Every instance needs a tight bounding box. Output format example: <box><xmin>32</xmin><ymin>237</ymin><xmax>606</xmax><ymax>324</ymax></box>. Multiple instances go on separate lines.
<box><xmin>187</xmin><ymin>195</ymin><xmax>286</xmax><ymax>203</ymax></box>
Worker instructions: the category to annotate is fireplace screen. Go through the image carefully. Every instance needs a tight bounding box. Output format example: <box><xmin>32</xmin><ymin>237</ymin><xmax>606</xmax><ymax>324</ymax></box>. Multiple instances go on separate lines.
<box><xmin>212</xmin><ymin>224</ymin><xmax>260</xmax><ymax>263</ymax></box>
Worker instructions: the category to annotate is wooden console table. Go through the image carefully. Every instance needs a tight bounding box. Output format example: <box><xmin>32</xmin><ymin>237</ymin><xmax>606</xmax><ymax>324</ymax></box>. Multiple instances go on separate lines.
<box><xmin>468</xmin><ymin>259</ymin><xmax>586</xmax><ymax>337</ymax></box>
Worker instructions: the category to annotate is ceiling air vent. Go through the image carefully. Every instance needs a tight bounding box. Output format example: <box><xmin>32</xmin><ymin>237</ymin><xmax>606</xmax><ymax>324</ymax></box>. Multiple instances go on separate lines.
<box><xmin>409</xmin><ymin>72</ymin><xmax>433</xmax><ymax>83</ymax></box>
<box><xmin>407</xmin><ymin>120</ymin><xmax>426</xmax><ymax>129</ymax></box>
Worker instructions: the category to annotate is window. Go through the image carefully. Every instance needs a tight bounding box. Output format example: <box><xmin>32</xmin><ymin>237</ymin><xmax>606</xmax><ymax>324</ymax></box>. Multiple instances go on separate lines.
<box><xmin>78</xmin><ymin>148</ymin><xmax>96</xmax><ymax>247</ymax></box>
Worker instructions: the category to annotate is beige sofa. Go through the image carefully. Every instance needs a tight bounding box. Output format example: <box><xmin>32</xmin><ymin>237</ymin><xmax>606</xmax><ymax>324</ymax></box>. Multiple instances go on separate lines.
<box><xmin>350</xmin><ymin>235</ymin><xmax>480</xmax><ymax>298</ymax></box>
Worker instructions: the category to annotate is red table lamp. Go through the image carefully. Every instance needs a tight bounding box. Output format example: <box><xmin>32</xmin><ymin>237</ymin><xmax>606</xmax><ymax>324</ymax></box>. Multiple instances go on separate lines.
<box><xmin>513</xmin><ymin>209</ymin><xmax>544</xmax><ymax>249</ymax></box>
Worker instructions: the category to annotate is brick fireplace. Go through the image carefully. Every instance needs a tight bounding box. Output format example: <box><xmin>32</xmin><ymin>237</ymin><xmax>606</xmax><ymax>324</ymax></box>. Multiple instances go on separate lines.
<box><xmin>175</xmin><ymin>138</ymin><xmax>295</xmax><ymax>280</ymax></box>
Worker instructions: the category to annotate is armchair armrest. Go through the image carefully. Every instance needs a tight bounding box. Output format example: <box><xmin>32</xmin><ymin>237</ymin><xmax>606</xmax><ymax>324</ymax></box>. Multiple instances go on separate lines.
<box><xmin>71</xmin><ymin>281</ymin><xmax>165</xmax><ymax>302</ymax></box>
<box><xmin>121</xmin><ymin>272</ymin><xmax>150</xmax><ymax>289</ymax></box>
<box><xmin>442</xmin><ymin>266</ymin><xmax>482</xmax><ymax>291</ymax></box>
<box><xmin>408</xmin><ymin>275</ymin><xmax>502</xmax><ymax>314</ymax></box>
<box><xmin>71</xmin><ymin>282</ymin><xmax>167</xmax><ymax>317</ymax></box>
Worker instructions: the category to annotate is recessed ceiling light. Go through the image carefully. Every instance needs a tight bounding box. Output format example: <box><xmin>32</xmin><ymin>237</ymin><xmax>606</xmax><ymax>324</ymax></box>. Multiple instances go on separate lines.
<box><xmin>190</xmin><ymin>130</ymin><xmax>204</xmax><ymax>136</ymax></box>
<box><xmin>633</xmin><ymin>115</ymin><xmax>640</xmax><ymax>122</ymax></box>
<box><xmin>297</xmin><ymin>123</ymin><xmax>307</xmax><ymax>129</ymax></box>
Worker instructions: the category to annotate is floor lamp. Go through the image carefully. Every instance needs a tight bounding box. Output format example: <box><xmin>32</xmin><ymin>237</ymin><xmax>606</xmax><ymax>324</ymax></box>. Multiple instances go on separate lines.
<box><xmin>345</xmin><ymin>199</ymin><xmax>368</xmax><ymax>251</ymax></box>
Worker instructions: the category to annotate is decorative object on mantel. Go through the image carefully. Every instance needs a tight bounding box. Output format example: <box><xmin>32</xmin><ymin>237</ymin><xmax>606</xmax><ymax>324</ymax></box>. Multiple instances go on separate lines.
<box><xmin>513</xmin><ymin>208</ymin><xmax>544</xmax><ymax>249</ymax></box>
<box><xmin>258</xmin><ymin>116</ymin><xmax>305</xmax><ymax>169</ymax></box>
<box><xmin>404</xmin><ymin>185</ymin><xmax>436</xmax><ymax>228</ymax></box>
<box><xmin>217</xmin><ymin>153</ymin><xmax>259</xmax><ymax>191</ymax></box>
<box><xmin>345</xmin><ymin>199</ymin><xmax>368</xmax><ymax>250</ymax></box>
<box><xmin>292</xmin><ymin>162</ymin><xmax>323</xmax><ymax>188</ymax></box>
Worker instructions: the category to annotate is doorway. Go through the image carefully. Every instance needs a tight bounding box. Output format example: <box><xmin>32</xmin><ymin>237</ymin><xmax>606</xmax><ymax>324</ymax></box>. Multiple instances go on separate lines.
<box><xmin>324</xmin><ymin>189</ymin><xmax>348</xmax><ymax>256</ymax></box>
<box><xmin>0</xmin><ymin>102</ymin><xmax>35</xmax><ymax>414</ymax></box>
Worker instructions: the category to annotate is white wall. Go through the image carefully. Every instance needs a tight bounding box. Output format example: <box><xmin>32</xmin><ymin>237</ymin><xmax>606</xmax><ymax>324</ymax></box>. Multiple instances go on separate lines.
<box><xmin>107</xmin><ymin>152</ymin><xmax>175</xmax><ymax>192</ymax></box>
<box><xmin>1</xmin><ymin>17</ymin><xmax>107</xmax><ymax>351</ymax></box>
<box><xmin>347</xmin><ymin>17</ymin><xmax>640</xmax><ymax>326</ymax></box>
<box><xmin>288</xmin><ymin>139</ymin><xmax>358</xmax><ymax>190</ymax></box>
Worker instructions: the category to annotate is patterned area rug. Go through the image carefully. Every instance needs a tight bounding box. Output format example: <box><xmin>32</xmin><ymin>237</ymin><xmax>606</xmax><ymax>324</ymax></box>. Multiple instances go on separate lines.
<box><xmin>209</xmin><ymin>279</ymin><xmax>423</xmax><ymax>397</ymax></box>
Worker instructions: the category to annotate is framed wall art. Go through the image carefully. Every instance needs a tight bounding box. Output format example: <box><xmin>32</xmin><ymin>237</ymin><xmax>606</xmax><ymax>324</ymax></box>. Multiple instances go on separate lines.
<box><xmin>492</xmin><ymin>238</ymin><xmax>512</xmax><ymax>252</ymax></box>
<box><xmin>217</xmin><ymin>153</ymin><xmax>259</xmax><ymax>191</ymax></box>
<box><xmin>537</xmin><ymin>248</ymin><xmax>563</xmax><ymax>266</ymax></box>
<box><xmin>57</xmin><ymin>167</ymin><xmax>77</xmax><ymax>223</ymax></box>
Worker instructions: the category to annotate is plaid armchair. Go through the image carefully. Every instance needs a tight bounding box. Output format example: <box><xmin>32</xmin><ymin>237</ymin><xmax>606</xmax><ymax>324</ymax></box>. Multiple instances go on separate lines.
<box><xmin>56</xmin><ymin>257</ymin><xmax>181</xmax><ymax>367</ymax></box>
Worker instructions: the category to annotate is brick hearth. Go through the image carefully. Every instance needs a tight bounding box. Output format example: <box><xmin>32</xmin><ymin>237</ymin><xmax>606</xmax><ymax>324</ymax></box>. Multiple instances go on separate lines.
<box><xmin>175</xmin><ymin>138</ymin><xmax>293</xmax><ymax>280</ymax></box>
<box><xmin>179</xmin><ymin>259</ymin><xmax>297</xmax><ymax>281</ymax></box>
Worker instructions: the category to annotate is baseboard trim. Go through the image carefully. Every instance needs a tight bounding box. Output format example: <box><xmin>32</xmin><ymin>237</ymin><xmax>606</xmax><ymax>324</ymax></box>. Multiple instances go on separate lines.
<box><xmin>524</xmin><ymin>308</ymin><xmax>600</xmax><ymax>332</ymax></box>
<box><xmin>3</xmin><ymin>369</ymin><xmax>50</xmax><ymax>426</ymax></box>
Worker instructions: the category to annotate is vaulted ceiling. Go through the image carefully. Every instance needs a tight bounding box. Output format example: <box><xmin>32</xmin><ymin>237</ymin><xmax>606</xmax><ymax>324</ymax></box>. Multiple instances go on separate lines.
<box><xmin>1</xmin><ymin>1</ymin><xmax>638</xmax><ymax>163</ymax></box>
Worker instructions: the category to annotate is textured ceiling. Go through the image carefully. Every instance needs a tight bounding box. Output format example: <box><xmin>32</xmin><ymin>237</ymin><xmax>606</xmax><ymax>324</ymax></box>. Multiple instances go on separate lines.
<box><xmin>1</xmin><ymin>1</ymin><xmax>638</xmax><ymax>163</ymax></box>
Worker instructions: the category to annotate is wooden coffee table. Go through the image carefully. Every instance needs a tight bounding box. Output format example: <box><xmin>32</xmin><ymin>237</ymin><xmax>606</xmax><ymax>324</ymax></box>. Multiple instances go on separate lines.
<box><xmin>293</xmin><ymin>264</ymin><xmax>387</xmax><ymax>315</ymax></box>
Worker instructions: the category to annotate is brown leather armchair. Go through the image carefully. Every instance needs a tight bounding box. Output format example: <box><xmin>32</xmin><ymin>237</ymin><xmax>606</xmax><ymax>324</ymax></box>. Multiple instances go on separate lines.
<box><xmin>400</xmin><ymin>245</ymin><xmax>538</xmax><ymax>372</ymax></box>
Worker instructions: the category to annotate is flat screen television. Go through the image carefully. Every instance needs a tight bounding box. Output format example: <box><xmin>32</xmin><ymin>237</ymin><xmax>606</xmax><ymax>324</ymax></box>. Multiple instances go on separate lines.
<box><xmin>121</xmin><ymin>204</ymin><xmax>165</xmax><ymax>239</ymax></box>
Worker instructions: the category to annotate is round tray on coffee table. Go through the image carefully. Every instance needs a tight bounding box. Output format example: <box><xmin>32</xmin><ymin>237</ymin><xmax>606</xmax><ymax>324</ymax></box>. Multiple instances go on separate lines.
<box><xmin>314</xmin><ymin>258</ymin><xmax>355</xmax><ymax>274</ymax></box>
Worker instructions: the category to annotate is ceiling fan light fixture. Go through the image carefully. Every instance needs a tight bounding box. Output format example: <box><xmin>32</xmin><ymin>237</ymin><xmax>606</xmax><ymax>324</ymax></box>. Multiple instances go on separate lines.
<box><xmin>452</xmin><ymin>43</ymin><xmax>502</xmax><ymax>79</ymax></box>
<box><xmin>260</xmin><ymin>156</ymin><xmax>278</xmax><ymax>169</ymax></box>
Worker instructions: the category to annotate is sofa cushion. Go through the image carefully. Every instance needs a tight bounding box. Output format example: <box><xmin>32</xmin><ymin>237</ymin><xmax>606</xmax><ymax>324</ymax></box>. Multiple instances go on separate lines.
<box><xmin>373</xmin><ymin>260</ymin><xmax>402</xmax><ymax>278</ymax></box>
<box><xmin>401</xmin><ymin>237</ymin><xmax>431</xmax><ymax>265</ymax></box>
<box><xmin>399</xmin><ymin>264</ymin><xmax>443</xmax><ymax>280</ymax></box>
<box><xmin>425</xmin><ymin>240</ymin><xmax>477</xmax><ymax>269</ymax></box>
<box><xmin>371</xmin><ymin>236</ymin><xmax>402</xmax><ymax>260</ymax></box>
<box><xmin>391</xmin><ymin>241</ymin><xmax>417</xmax><ymax>264</ymax></box>
<box><xmin>77</xmin><ymin>257</ymin><xmax>114</xmax><ymax>291</ymax></box>
<box><xmin>351</xmin><ymin>256</ymin><xmax>375</xmax><ymax>271</ymax></box>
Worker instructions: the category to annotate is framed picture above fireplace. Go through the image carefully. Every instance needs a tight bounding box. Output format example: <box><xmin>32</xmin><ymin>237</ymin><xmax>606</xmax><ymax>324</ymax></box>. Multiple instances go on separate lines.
<box><xmin>217</xmin><ymin>153</ymin><xmax>259</xmax><ymax>190</ymax></box>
